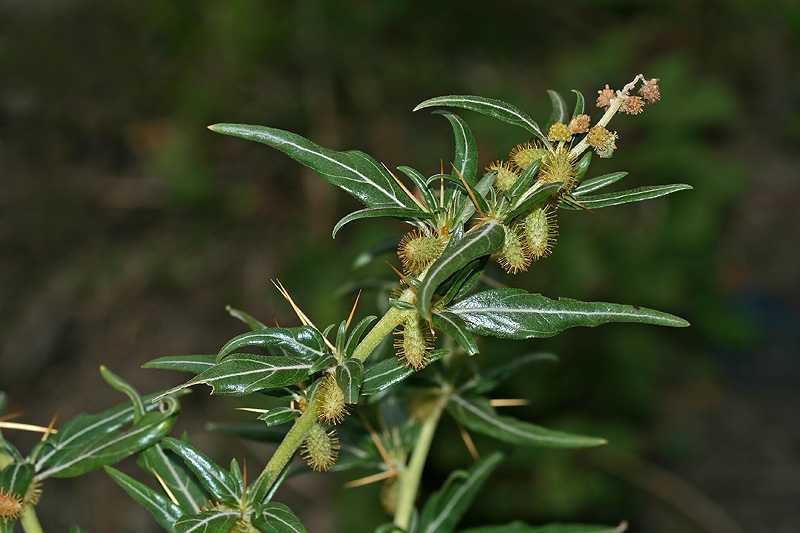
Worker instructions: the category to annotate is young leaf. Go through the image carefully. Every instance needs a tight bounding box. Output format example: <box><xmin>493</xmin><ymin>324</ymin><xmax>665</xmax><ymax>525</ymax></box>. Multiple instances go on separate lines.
<box><xmin>431</xmin><ymin>310</ymin><xmax>478</xmax><ymax>356</ymax></box>
<box><xmin>105</xmin><ymin>466</ymin><xmax>184</xmax><ymax>531</ymax></box>
<box><xmin>332</xmin><ymin>207</ymin><xmax>430</xmax><ymax>238</ymax></box>
<box><xmin>252</xmin><ymin>502</ymin><xmax>308</xmax><ymax>533</ymax></box>
<box><xmin>418</xmin><ymin>452</ymin><xmax>505</xmax><ymax>533</ymax></box>
<box><xmin>100</xmin><ymin>366</ymin><xmax>146</xmax><ymax>423</ymax></box>
<box><xmin>415</xmin><ymin>95</ymin><xmax>547</xmax><ymax>143</ymax></box>
<box><xmin>166</xmin><ymin>354</ymin><xmax>311</xmax><ymax>397</ymax></box>
<box><xmin>417</xmin><ymin>219</ymin><xmax>506</xmax><ymax>320</ymax></box>
<box><xmin>216</xmin><ymin>326</ymin><xmax>328</xmax><ymax>363</ymax></box>
<box><xmin>173</xmin><ymin>510</ymin><xmax>239</xmax><ymax>533</ymax></box>
<box><xmin>572</xmin><ymin>172</ymin><xmax>628</xmax><ymax>195</ymax></box>
<box><xmin>0</xmin><ymin>462</ymin><xmax>34</xmax><ymax>500</ymax></box>
<box><xmin>448</xmin><ymin>395</ymin><xmax>605</xmax><ymax>448</ymax></box>
<box><xmin>504</xmin><ymin>182</ymin><xmax>562</xmax><ymax>222</ymax></box>
<box><xmin>563</xmin><ymin>184</ymin><xmax>693</xmax><ymax>210</ymax></box>
<box><xmin>138</xmin><ymin>441</ymin><xmax>209</xmax><ymax>514</ymax></box>
<box><xmin>434</xmin><ymin>110</ymin><xmax>478</xmax><ymax>185</ymax></box>
<box><xmin>546</xmin><ymin>90</ymin><xmax>568</xmax><ymax>129</ymax></box>
<box><xmin>209</xmin><ymin>124</ymin><xmax>419</xmax><ymax>211</ymax></box>
<box><xmin>310</xmin><ymin>353</ymin><xmax>337</xmax><ymax>375</ymax></box>
<box><xmin>160</xmin><ymin>437</ymin><xmax>241</xmax><ymax>505</ymax></box>
<box><xmin>143</xmin><ymin>355</ymin><xmax>218</xmax><ymax>374</ymax></box>
<box><xmin>361</xmin><ymin>349</ymin><xmax>448</xmax><ymax>396</ymax></box>
<box><xmin>336</xmin><ymin>359</ymin><xmax>364</xmax><ymax>404</ymax></box>
<box><xmin>226</xmin><ymin>306</ymin><xmax>267</xmax><ymax>331</ymax></box>
<box><xmin>344</xmin><ymin>315</ymin><xmax>378</xmax><ymax>358</ymax></box>
<box><xmin>257</xmin><ymin>407</ymin><xmax>302</xmax><ymax>427</ymax></box>
<box><xmin>571</xmin><ymin>89</ymin><xmax>586</xmax><ymax>117</ymax></box>
<box><xmin>448</xmin><ymin>288</ymin><xmax>689</xmax><ymax>339</ymax></box>
<box><xmin>37</xmin><ymin>399</ymin><xmax>179</xmax><ymax>479</ymax></box>
<box><xmin>397</xmin><ymin>166</ymin><xmax>439</xmax><ymax>210</ymax></box>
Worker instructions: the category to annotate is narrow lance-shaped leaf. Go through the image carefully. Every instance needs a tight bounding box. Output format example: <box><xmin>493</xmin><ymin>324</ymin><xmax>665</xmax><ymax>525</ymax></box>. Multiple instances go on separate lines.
<box><xmin>418</xmin><ymin>452</ymin><xmax>505</xmax><ymax>533</ymax></box>
<box><xmin>361</xmin><ymin>350</ymin><xmax>448</xmax><ymax>396</ymax></box>
<box><xmin>252</xmin><ymin>502</ymin><xmax>309</xmax><ymax>533</ymax></box>
<box><xmin>100</xmin><ymin>366</ymin><xmax>146</xmax><ymax>423</ymax></box>
<box><xmin>258</xmin><ymin>407</ymin><xmax>302</xmax><ymax>427</ymax></box>
<box><xmin>415</xmin><ymin>95</ymin><xmax>548</xmax><ymax>143</ymax></box>
<box><xmin>209</xmin><ymin>124</ymin><xmax>419</xmax><ymax>210</ymax></box>
<box><xmin>448</xmin><ymin>288</ymin><xmax>689</xmax><ymax>339</ymax></box>
<box><xmin>573</xmin><ymin>171</ymin><xmax>628</xmax><ymax>195</ymax></box>
<box><xmin>162</xmin><ymin>354</ymin><xmax>311</xmax><ymax>397</ymax></box>
<box><xmin>160</xmin><ymin>437</ymin><xmax>240</xmax><ymax>505</ymax></box>
<box><xmin>563</xmin><ymin>183</ymin><xmax>693</xmax><ymax>210</ymax></box>
<box><xmin>336</xmin><ymin>359</ymin><xmax>364</xmax><ymax>404</ymax></box>
<box><xmin>432</xmin><ymin>310</ymin><xmax>478</xmax><ymax>356</ymax></box>
<box><xmin>546</xmin><ymin>90</ymin><xmax>568</xmax><ymax>129</ymax></box>
<box><xmin>332</xmin><ymin>207</ymin><xmax>430</xmax><ymax>238</ymax></box>
<box><xmin>216</xmin><ymin>326</ymin><xmax>327</xmax><ymax>363</ymax></box>
<box><xmin>142</xmin><ymin>355</ymin><xmax>217</xmax><ymax>374</ymax></box>
<box><xmin>226</xmin><ymin>305</ymin><xmax>267</xmax><ymax>331</ymax></box>
<box><xmin>174</xmin><ymin>510</ymin><xmax>239</xmax><ymax>533</ymax></box>
<box><xmin>434</xmin><ymin>110</ymin><xmax>478</xmax><ymax>185</ymax></box>
<box><xmin>138</xmin><ymin>440</ymin><xmax>209</xmax><ymax>514</ymax></box>
<box><xmin>448</xmin><ymin>395</ymin><xmax>605</xmax><ymax>448</ymax></box>
<box><xmin>105</xmin><ymin>466</ymin><xmax>184</xmax><ymax>530</ymax></box>
<box><xmin>571</xmin><ymin>89</ymin><xmax>586</xmax><ymax>117</ymax></box>
<box><xmin>417</xmin><ymin>219</ymin><xmax>506</xmax><ymax>320</ymax></box>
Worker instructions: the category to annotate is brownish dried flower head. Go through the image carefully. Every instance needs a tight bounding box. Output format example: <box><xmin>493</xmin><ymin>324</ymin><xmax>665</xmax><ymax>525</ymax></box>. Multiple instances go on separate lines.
<box><xmin>638</xmin><ymin>78</ymin><xmax>661</xmax><ymax>103</ymax></box>
<box><xmin>621</xmin><ymin>95</ymin><xmax>645</xmax><ymax>115</ymax></box>
<box><xmin>586</xmin><ymin>125</ymin><xmax>618</xmax><ymax>158</ymax></box>
<box><xmin>596</xmin><ymin>84</ymin><xmax>615</xmax><ymax>108</ymax></box>
<box><xmin>568</xmin><ymin>114</ymin><xmax>591</xmax><ymax>134</ymax></box>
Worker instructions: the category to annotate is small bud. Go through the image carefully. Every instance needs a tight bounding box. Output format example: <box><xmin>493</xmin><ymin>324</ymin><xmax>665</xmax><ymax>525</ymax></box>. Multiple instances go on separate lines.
<box><xmin>569</xmin><ymin>114</ymin><xmax>591</xmax><ymax>134</ymax></box>
<box><xmin>495</xmin><ymin>223</ymin><xmax>531</xmax><ymax>274</ymax></box>
<box><xmin>621</xmin><ymin>95</ymin><xmax>645</xmax><ymax>115</ymax></box>
<box><xmin>487</xmin><ymin>160</ymin><xmax>521</xmax><ymax>193</ymax></box>
<box><xmin>317</xmin><ymin>372</ymin><xmax>347</xmax><ymax>424</ymax></box>
<box><xmin>586</xmin><ymin>125</ymin><xmax>618</xmax><ymax>158</ymax></box>
<box><xmin>395</xmin><ymin>313</ymin><xmax>432</xmax><ymax>371</ymax></box>
<box><xmin>638</xmin><ymin>78</ymin><xmax>661</xmax><ymax>104</ymax></box>
<box><xmin>509</xmin><ymin>141</ymin><xmax>549</xmax><ymax>171</ymax></box>
<box><xmin>596</xmin><ymin>84</ymin><xmax>616</xmax><ymax>108</ymax></box>
<box><xmin>547</xmin><ymin>122</ymin><xmax>572</xmax><ymax>142</ymax></box>
<box><xmin>301</xmin><ymin>422</ymin><xmax>340</xmax><ymax>471</ymax></box>
<box><xmin>523</xmin><ymin>205</ymin><xmax>558</xmax><ymax>260</ymax></box>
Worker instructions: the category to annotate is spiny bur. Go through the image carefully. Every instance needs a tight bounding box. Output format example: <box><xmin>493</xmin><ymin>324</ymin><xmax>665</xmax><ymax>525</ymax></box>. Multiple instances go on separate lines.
<box><xmin>523</xmin><ymin>205</ymin><xmax>558</xmax><ymax>260</ymax></box>
<box><xmin>398</xmin><ymin>229</ymin><xmax>447</xmax><ymax>275</ymax></box>
<box><xmin>301</xmin><ymin>422</ymin><xmax>340</xmax><ymax>472</ymax></box>
<box><xmin>495</xmin><ymin>223</ymin><xmax>531</xmax><ymax>274</ymax></box>
<box><xmin>395</xmin><ymin>313</ymin><xmax>432</xmax><ymax>371</ymax></box>
<box><xmin>317</xmin><ymin>372</ymin><xmax>347</xmax><ymax>424</ymax></box>
<box><xmin>487</xmin><ymin>160</ymin><xmax>520</xmax><ymax>193</ymax></box>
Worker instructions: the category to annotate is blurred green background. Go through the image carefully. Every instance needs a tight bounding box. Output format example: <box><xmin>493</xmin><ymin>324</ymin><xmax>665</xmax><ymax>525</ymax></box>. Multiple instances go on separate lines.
<box><xmin>1</xmin><ymin>0</ymin><xmax>799</xmax><ymax>531</ymax></box>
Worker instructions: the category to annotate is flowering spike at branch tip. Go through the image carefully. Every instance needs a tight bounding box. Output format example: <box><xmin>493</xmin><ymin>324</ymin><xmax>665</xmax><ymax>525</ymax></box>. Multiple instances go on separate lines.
<box><xmin>152</xmin><ymin>468</ymin><xmax>181</xmax><ymax>506</ymax></box>
<box><xmin>382</xmin><ymin>162</ymin><xmax>427</xmax><ymax>211</ymax></box>
<box><xmin>386</xmin><ymin>261</ymin><xmax>418</xmax><ymax>294</ymax></box>
<box><xmin>346</xmin><ymin>290</ymin><xmax>362</xmax><ymax>331</ymax></box>
<box><xmin>451</xmin><ymin>163</ymin><xmax>486</xmax><ymax>220</ymax></box>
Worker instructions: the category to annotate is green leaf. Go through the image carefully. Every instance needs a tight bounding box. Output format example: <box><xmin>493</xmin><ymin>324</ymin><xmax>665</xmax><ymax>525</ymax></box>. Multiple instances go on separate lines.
<box><xmin>336</xmin><ymin>359</ymin><xmax>364</xmax><ymax>404</ymax></box>
<box><xmin>434</xmin><ymin>110</ymin><xmax>478</xmax><ymax>185</ymax></box>
<box><xmin>344</xmin><ymin>315</ymin><xmax>378</xmax><ymax>358</ymax></box>
<box><xmin>573</xmin><ymin>151</ymin><xmax>592</xmax><ymax>185</ymax></box>
<box><xmin>505</xmin><ymin>159</ymin><xmax>542</xmax><ymax>204</ymax></box>
<box><xmin>257</xmin><ymin>407</ymin><xmax>302</xmax><ymax>427</ymax></box>
<box><xmin>161</xmin><ymin>437</ymin><xmax>241</xmax><ymax>505</ymax></box>
<box><xmin>333</xmin><ymin>207</ymin><xmax>430</xmax><ymax>238</ymax></box>
<box><xmin>174</xmin><ymin>510</ymin><xmax>239</xmax><ymax>533</ymax></box>
<box><xmin>448</xmin><ymin>395</ymin><xmax>605</xmax><ymax>448</ymax></box>
<box><xmin>398</xmin><ymin>166</ymin><xmax>439</xmax><ymax>210</ymax></box>
<box><xmin>460</xmin><ymin>522</ymin><xmax>628</xmax><ymax>533</ymax></box>
<box><xmin>453</xmin><ymin>169</ymin><xmax>496</xmax><ymax>226</ymax></box>
<box><xmin>226</xmin><ymin>306</ymin><xmax>267</xmax><ymax>331</ymax></box>
<box><xmin>415</xmin><ymin>95</ymin><xmax>547</xmax><ymax>143</ymax></box>
<box><xmin>565</xmin><ymin>184</ymin><xmax>693</xmax><ymax>210</ymax></box>
<box><xmin>216</xmin><ymin>326</ymin><xmax>327</xmax><ymax>363</ymax></box>
<box><xmin>418</xmin><ymin>452</ymin><xmax>504</xmax><ymax>533</ymax></box>
<box><xmin>105</xmin><ymin>466</ymin><xmax>184</xmax><ymax>531</ymax></box>
<box><xmin>361</xmin><ymin>349</ymin><xmax>448</xmax><ymax>396</ymax></box>
<box><xmin>143</xmin><ymin>355</ymin><xmax>218</xmax><ymax>374</ymax></box>
<box><xmin>166</xmin><ymin>354</ymin><xmax>311</xmax><ymax>397</ymax></box>
<box><xmin>571</xmin><ymin>89</ymin><xmax>585</xmax><ymax>117</ymax></box>
<box><xmin>505</xmin><ymin>182</ymin><xmax>562</xmax><ymax>221</ymax></box>
<box><xmin>0</xmin><ymin>462</ymin><xmax>35</xmax><ymax>499</ymax></box>
<box><xmin>432</xmin><ymin>311</ymin><xmax>478</xmax><ymax>356</ymax></box>
<box><xmin>252</xmin><ymin>502</ymin><xmax>308</xmax><ymax>533</ymax></box>
<box><xmin>573</xmin><ymin>172</ymin><xmax>627</xmax><ymax>195</ymax></box>
<box><xmin>546</xmin><ymin>90</ymin><xmax>568</xmax><ymax>129</ymax></box>
<box><xmin>100</xmin><ymin>366</ymin><xmax>146</xmax><ymax>423</ymax></box>
<box><xmin>138</xmin><ymin>441</ymin><xmax>209</xmax><ymax>514</ymax></box>
<box><xmin>310</xmin><ymin>353</ymin><xmax>337</xmax><ymax>375</ymax></box>
<box><xmin>209</xmin><ymin>124</ymin><xmax>419</xmax><ymax>211</ymax></box>
<box><xmin>449</xmin><ymin>288</ymin><xmax>689</xmax><ymax>339</ymax></box>
<box><xmin>0</xmin><ymin>440</ymin><xmax>24</xmax><ymax>463</ymax></box>
<box><xmin>417</xmin><ymin>219</ymin><xmax>506</xmax><ymax>320</ymax></box>
<box><xmin>38</xmin><ymin>408</ymin><xmax>178</xmax><ymax>479</ymax></box>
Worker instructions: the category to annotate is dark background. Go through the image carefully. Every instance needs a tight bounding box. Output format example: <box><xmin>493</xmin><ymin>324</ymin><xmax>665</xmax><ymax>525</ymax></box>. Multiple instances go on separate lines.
<box><xmin>1</xmin><ymin>0</ymin><xmax>799</xmax><ymax>531</ymax></box>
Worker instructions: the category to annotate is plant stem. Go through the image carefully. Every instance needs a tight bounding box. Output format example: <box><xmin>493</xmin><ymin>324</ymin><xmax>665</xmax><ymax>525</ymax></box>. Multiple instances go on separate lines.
<box><xmin>351</xmin><ymin>287</ymin><xmax>415</xmax><ymax>363</ymax></box>
<box><xmin>393</xmin><ymin>396</ymin><xmax>446</xmax><ymax>530</ymax></box>
<box><xmin>19</xmin><ymin>505</ymin><xmax>44</xmax><ymax>533</ymax></box>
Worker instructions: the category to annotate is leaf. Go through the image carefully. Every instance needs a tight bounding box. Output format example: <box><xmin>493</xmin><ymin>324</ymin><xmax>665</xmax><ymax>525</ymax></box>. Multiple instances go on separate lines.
<box><xmin>571</xmin><ymin>89</ymin><xmax>586</xmax><ymax>117</ymax></box>
<box><xmin>257</xmin><ymin>407</ymin><xmax>302</xmax><ymax>427</ymax></box>
<box><xmin>573</xmin><ymin>172</ymin><xmax>628</xmax><ymax>195</ymax></box>
<box><xmin>415</xmin><ymin>95</ymin><xmax>547</xmax><ymax>142</ymax></box>
<box><xmin>344</xmin><ymin>315</ymin><xmax>378</xmax><ymax>358</ymax></box>
<box><xmin>448</xmin><ymin>288</ymin><xmax>689</xmax><ymax>339</ymax></box>
<box><xmin>434</xmin><ymin>110</ymin><xmax>478</xmax><ymax>185</ymax></box>
<box><xmin>417</xmin><ymin>219</ymin><xmax>506</xmax><ymax>320</ymax></box>
<box><xmin>505</xmin><ymin>182</ymin><xmax>562</xmax><ymax>221</ymax></box>
<box><xmin>310</xmin><ymin>353</ymin><xmax>337</xmax><ymax>375</ymax></box>
<box><xmin>448</xmin><ymin>395</ymin><xmax>605</xmax><ymax>448</ymax></box>
<box><xmin>418</xmin><ymin>452</ymin><xmax>504</xmax><ymax>533</ymax></box>
<box><xmin>505</xmin><ymin>159</ymin><xmax>542</xmax><ymax>204</ymax></box>
<box><xmin>209</xmin><ymin>124</ymin><xmax>419</xmax><ymax>210</ymax></box>
<box><xmin>105</xmin><ymin>466</ymin><xmax>184</xmax><ymax>531</ymax></box>
<box><xmin>226</xmin><ymin>306</ymin><xmax>267</xmax><ymax>331</ymax></box>
<box><xmin>252</xmin><ymin>502</ymin><xmax>308</xmax><ymax>533</ymax></box>
<box><xmin>0</xmin><ymin>462</ymin><xmax>34</xmax><ymax>498</ymax></box>
<box><xmin>564</xmin><ymin>184</ymin><xmax>693</xmax><ymax>210</ymax></box>
<box><xmin>216</xmin><ymin>326</ymin><xmax>327</xmax><ymax>363</ymax></box>
<box><xmin>336</xmin><ymin>359</ymin><xmax>364</xmax><ymax>404</ymax></box>
<box><xmin>167</xmin><ymin>354</ymin><xmax>311</xmax><ymax>397</ymax></box>
<box><xmin>143</xmin><ymin>355</ymin><xmax>218</xmax><ymax>374</ymax></box>
<box><xmin>161</xmin><ymin>437</ymin><xmax>241</xmax><ymax>505</ymax></box>
<box><xmin>546</xmin><ymin>90</ymin><xmax>568</xmax><ymax>129</ymax></box>
<box><xmin>174</xmin><ymin>510</ymin><xmax>239</xmax><ymax>533</ymax></box>
<box><xmin>460</xmin><ymin>521</ymin><xmax>628</xmax><ymax>533</ymax></box>
<box><xmin>333</xmin><ymin>207</ymin><xmax>430</xmax><ymax>238</ymax></box>
<box><xmin>361</xmin><ymin>349</ymin><xmax>448</xmax><ymax>396</ymax></box>
<box><xmin>138</xmin><ymin>441</ymin><xmax>209</xmax><ymax>514</ymax></box>
<box><xmin>100</xmin><ymin>366</ymin><xmax>146</xmax><ymax>422</ymax></box>
<box><xmin>397</xmin><ymin>166</ymin><xmax>439</xmax><ymax>210</ymax></box>
<box><xmin>37</xmin><ymin>398</ymin><xmax>179</xmax><ymax>479</ymax></box>
<box><xmin>573</xmin><ymin>151</ymin><xmax>592</xmax><ymax>185</ymax></box>
<box><xmin>432</xmin><ymin>311</ymin><xmax>478</xmax><ymax>356</ymax></box>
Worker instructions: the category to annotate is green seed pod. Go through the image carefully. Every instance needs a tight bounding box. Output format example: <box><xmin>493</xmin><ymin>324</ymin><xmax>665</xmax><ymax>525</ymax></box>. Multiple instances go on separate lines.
<box><xmin>495</xmin><ymin>223</ymin><xmax>531</xmax><ymax>274</ymax></box>
<box><xmin>317</xmin><ymin>372</ymin><xmax>347</xmax><ymax>424</ymax></box>
<box><xmin>523</xmin><ymin>205</ymin><xmax>558</xmax><ymax>260</ymax></box>
<box><xmin>301</xmin><ymin>422</ymin><xmax>340</xmax><ymax>472</ymax></box>
<box><xmin>398</xmin><ymin>229</ymin><xmax>448</xmax><ymax>275</ymax></box>
<box><xmin>395</xmin><ymin>313</ymin><xmax>432</xmax><ymax>371</ymax></box>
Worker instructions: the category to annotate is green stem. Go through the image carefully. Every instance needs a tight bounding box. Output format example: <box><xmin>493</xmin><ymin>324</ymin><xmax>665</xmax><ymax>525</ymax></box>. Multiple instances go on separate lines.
<box><xmin>393</xmin><ymin>397</ymin><xmax>446</xmax><ymax>530</ymax></box>
<box><xmin>351</xmin><ymin>287</ymin><xmax>415</xmax><ymax>363</ymax></box>
<box><xmin>19</xmin><ymin>505</ymin><xmax>44</xmax><ymax>533</ymax></box>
